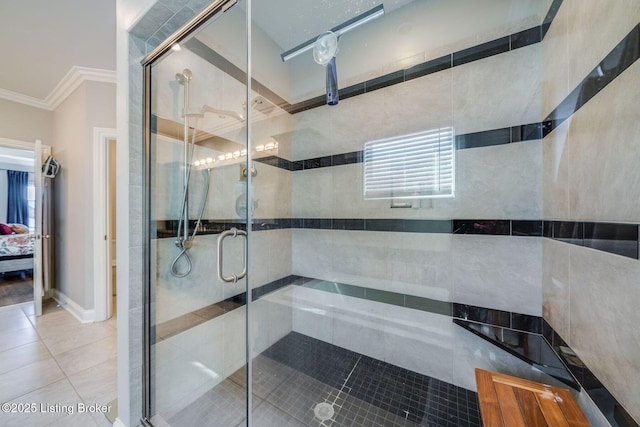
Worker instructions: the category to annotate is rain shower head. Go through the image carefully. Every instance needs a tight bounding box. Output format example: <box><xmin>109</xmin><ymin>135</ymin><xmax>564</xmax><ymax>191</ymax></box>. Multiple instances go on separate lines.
<box><xmin>200</xmin><ymin>105</ymin><xmax>245</xmax><ymax>123</ymax></box>
<box><xmin>251</xmin><ymin>96</ymin><xmax>276</xmax><ymax>115</ymax></box>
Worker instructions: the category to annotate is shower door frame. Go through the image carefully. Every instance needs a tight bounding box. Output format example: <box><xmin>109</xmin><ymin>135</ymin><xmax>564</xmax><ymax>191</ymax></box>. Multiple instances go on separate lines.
<box><xmin>140</xmin><ymin>0</ymin><xmax>251</xmax><ymax>424</ymax></box>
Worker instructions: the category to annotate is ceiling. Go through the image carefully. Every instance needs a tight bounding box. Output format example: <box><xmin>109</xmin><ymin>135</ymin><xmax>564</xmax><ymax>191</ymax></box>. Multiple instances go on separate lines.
<box><xmin>0</xmin><ymin>0</ymin><xmax>116</xmax><ymax>102</ymax></box>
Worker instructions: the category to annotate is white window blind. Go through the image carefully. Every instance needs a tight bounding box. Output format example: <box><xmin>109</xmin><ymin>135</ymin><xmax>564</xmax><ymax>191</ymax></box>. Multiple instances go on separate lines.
<box><xmin>363</xmin><ymin>127</ymin><xmax>455</xmax><ymax>200</ymax></box>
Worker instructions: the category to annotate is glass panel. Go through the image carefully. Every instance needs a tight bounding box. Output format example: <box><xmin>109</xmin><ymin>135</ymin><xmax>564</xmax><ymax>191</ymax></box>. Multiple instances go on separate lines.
<box><xmin>147</xmin><ymin>2</ymin><xmax>248</xmax><ymax>425</ymax></box>
<box><xmin>248</xmin><ymin>1</ymin><xmax>545</xmax><ymax>426</ymax></box>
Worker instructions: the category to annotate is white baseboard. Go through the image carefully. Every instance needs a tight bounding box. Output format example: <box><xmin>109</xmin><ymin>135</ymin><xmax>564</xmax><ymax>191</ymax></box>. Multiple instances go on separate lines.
<box><xmin>112</xmin><ymin>418</ymin><xmax>127</xmax><ymax>427</ymax></box>
<box><xmin>52</xmin><ymin>289</ymin><xmax>95</xmax><ymax>323</ymax></box>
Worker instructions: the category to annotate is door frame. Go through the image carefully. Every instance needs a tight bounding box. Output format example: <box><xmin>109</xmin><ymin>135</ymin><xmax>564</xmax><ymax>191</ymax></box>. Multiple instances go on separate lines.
<box><xmin>0</xmin><ymin>137</ymin><xmax>44</xmax><ymax>315</ymax></box>
<box><xmin>93</xmin><ymin>127</ymin><xmax>117</xmax><ymax>321</ymax></box>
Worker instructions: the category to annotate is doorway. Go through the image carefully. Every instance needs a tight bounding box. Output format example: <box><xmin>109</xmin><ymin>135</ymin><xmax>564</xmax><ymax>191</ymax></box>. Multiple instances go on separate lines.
<box><xmin>0</xmin><ymin>137</ymin><xmax>47</xmax><ymax>316</ymax></box>
<box><xmin>93</xmin><ymin>128</ymin><xmax>117</xmax><ymax>321</ymax></box>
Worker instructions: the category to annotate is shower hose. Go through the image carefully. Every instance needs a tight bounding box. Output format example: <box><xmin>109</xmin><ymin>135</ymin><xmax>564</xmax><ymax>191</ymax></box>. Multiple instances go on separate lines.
<box><xmin>170</xmin><ymin>116</ymin><xmax>211</xmax><ymax>278</ymax></box>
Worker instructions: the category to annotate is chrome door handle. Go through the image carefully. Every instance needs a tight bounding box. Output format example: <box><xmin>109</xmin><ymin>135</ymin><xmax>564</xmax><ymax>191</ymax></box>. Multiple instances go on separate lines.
<box><xmin>217</xmin><ymin>227</ymin><xmax>247</xmax><ymax>283</ymax></box>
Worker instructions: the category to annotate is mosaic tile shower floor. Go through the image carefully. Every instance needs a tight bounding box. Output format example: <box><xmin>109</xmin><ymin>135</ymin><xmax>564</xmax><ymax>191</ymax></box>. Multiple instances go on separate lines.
<box><xmin>168</xmin><ymin>332</ymin><xmax>482</xmax><ymax>427</ymax></box>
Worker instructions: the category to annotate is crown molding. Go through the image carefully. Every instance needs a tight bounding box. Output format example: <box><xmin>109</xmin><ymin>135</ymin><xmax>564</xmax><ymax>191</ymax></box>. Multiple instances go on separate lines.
<box><xmin>0</xmin><ymin>87</ymin><xmax>52</xmax><ymax>110</ymax></box>
<box><xmin>0</xmin><ymin>66</ymin><xmax>116</xmax><ymax>111</ymax></box>
<box><xmin>45</xmin><ymin>66</ymin><xmax>117</xmax><ymax>110</ymax></box>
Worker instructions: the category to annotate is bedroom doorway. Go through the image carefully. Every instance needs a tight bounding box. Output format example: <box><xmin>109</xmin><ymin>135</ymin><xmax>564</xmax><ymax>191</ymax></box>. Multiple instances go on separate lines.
<box><xmin>93</xmin><ymin>128</ymin><xmax>117</xmax><ymax>321</ymax></box>
<box><xmin>0</xmin><ymin>137</ymin><xmax>49</xmax><ymax>316</ymax></box>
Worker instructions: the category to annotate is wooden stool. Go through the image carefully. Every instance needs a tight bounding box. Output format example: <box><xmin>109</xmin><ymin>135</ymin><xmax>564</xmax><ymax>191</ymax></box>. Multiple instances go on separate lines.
<box><xmin>475</xmin><ymin>368</ymin><xmax>591</xmax><ymax>426</ymax></box>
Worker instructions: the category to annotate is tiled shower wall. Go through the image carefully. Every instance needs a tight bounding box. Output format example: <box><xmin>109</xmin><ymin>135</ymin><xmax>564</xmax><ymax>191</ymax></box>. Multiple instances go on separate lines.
<box><xmin>123</xmin><ymin>0</ymin><xmax>640</xmax><ymax>425</ymax></box>
<box><xmin>290</xmin><ymin>29</ymin><xmax>543</xmax><ymax>316</ymax></box>
<box><xmin>542</xmin><ymin>0</ymin><xmax>640</xmax><ymax>422</ymax></box>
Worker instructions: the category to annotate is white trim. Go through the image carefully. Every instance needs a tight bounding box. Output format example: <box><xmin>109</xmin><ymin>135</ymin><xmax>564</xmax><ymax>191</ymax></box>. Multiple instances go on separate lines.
<box><xmin>0</xmin><ymin>66</ymin><xmax>116</xmax><ymax>111</ymax></box>
<box><xmin>93</xmin><ymin>127</ymin><xmax>117</xmax><ymax>322</ymax></box>
<box><xmin>33</xmin><ymin>139</ymin><xmax>43</xmax><ymax>317</ymax></box>
<box><xmin>0</xmin><ymin>137</ymin><xmax>37</xmax><ymax>151</ymax></box>
<box><xmin>46</xmin><ymin>66</ymin><xmax>117</xmax><ymax>110</ymax></box>
<box><xmin>0</xmin><ymin>88</ymin><xmax>52</xmax><ymax>110</ymax></box>
<box><xmin>112</xmin><ymin>418</ymin><xmax>127</xmax><ymax>427</ymax></box>
<box><xmin>52</xmin><ymin>289</ymin><xmax>95</xmax><ymax>323</ymax></box>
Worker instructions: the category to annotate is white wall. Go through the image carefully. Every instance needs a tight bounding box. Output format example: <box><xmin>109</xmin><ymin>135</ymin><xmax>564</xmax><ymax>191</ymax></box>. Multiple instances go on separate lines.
<box><xmin>0</xmin><ymin>100</ymin><xmax>51</xmax><ymax>224</ymax></box>
<box><xmin>51</xmin><ymin>80</ymin><xmax>116</xmax><ymax>311</ymax></box>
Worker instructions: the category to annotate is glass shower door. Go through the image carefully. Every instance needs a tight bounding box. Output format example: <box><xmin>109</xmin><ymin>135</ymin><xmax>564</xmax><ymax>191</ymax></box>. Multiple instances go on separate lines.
<box><xmin>145</xmin><ymin>2</ymin><xmax>249</xmax><ymax>425</ymax></box>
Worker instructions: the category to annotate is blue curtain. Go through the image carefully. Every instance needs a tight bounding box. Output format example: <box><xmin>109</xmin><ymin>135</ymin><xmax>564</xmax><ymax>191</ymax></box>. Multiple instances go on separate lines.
<box><xmin>7</xmin><ymin>170</ymin><xmax>29</xmax><ymax>224</ymax></box>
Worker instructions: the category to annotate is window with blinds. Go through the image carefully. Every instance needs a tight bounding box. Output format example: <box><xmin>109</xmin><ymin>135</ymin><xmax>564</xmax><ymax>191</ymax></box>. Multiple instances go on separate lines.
<box><xmin>363</xmin><ymin>127</ymin><xmax>455</xmax><ymax>200</ymax></box>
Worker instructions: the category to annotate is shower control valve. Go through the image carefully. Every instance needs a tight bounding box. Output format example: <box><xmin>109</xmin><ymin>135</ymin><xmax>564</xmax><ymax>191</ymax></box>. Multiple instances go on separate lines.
<box><xmin>241</xmin><ymin>165</ymin><xmax>257</xmax><ymax>179</ymax></box>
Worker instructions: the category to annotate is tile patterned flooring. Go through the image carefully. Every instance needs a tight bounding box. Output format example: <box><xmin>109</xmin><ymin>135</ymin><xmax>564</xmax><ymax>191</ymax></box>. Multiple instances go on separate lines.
<box><xmin>169</xmin><ymin>332</ymin><xmax>482</xmax><ymax>427</ymax></box>
<box><xmin>0</xmin><ymin>299</ymin><xmax>117</xmax><ymax>427</ymax></box>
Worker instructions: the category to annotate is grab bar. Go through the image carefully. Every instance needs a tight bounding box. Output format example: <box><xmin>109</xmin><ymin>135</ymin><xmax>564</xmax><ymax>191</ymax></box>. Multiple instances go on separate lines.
<box><xmin>217</xmin><ymin>227</ymin><xmax>247</xmax><ymax>283</ymax></box>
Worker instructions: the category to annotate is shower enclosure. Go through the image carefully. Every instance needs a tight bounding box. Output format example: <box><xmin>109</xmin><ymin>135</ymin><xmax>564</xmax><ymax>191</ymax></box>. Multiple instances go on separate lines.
<box><xmin>140</xmin><ymin>0</ymin><xmax>633</xmax><ymax>426</ymax></box>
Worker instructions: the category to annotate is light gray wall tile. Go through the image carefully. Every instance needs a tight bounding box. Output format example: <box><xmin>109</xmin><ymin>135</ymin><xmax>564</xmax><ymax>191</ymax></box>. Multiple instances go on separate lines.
<box><xmin>451</xmin><ymin>235</ymin><xmax>542</xmax><ymax>316</ymax></box>
<box><xmin>569</xmin><ymin>245</ymin><xmax>640</xmax><ymax>422</ymax></box>
<box><xmin>542</xmin><ymin>119</ymin><xmax>570</xmax><ymax>219</ymax></box>
<box><xmin>542</xmin><ymin>239</ymin><xmax>571</xmax><ymax>340</ymax></box>
<box><xmin>563</xmin><ymin>0</ymin><xmax>640</xmax><ymax>104</ymax></box>
<box><xmin>130</xmin><ymin>3</ymin><xmax>174</xmax><ymax>41</ymax></box>
<box><xmin>567</xmin><ymin>60</ymin><xmax>640</xmax><ymax>223</ymax></box>
<box><xmin>453</xmin><ymin>44</ymin><xmax>542</xmax><ymax>135</ymax></box>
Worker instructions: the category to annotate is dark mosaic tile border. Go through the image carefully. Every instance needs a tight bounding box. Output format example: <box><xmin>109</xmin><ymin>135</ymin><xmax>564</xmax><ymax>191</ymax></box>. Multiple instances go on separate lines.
<box><xmin>153</xmin><ymin>273</ymin><xmax>545</xmax><ymax>342</ymax></box>
<box><xmin>153</xmin><ymin>218</ymin><xmax>640</xmax><ymax>260</ymax></box>
<box><xmin>542</xmin><ymin>0</ymin><xmax>565</xmax><ymax>39</ymax></box>
<box><xmin>543</xmin><ymin>220</ymin><xmax>639</xmax><ymax>259</ymax></box>
<box><xmin>543</xmin><ymin>24</ymin><xmax>640</xmax><ymax>138</ymax></box>
<box><xmin>153</xmin><ymin>218</ymin><xmax>543</xmax><ymax>237</ymax></box>
<box><xmin>154</xmin><ymin>291</ymin><xmax>246</xmax><ymax>341</ymax></box>
<box><xmin>542</xmin><ymin>321</ymin><xmax>638</xmax><ymax>427</ymax></box>
<box><xmin>252</xmin><ymin>123</ymin><xmax>544</xmax><ymax>173</ymax></box>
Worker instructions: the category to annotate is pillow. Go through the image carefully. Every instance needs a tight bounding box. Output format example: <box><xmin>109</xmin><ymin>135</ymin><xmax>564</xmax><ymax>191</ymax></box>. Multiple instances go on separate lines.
<box><xmin>0</xmin><ymin>223</ymin><xmax>12</xmax><ymax>235</ymax></box>
<box><xmin>10</xmin><ymin>224</ymin><xmax>29</xmax><ymax>234</ymax></box>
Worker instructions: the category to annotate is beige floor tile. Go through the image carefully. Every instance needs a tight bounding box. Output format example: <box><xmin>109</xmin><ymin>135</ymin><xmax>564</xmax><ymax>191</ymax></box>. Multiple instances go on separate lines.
<box><xmin>0</xmin><ymin>325</ymin><xmax>39</xmax><ymax>353</ymax></box>
<box><xmin>20</xmin><ymin>302</ymin><xmax>35</xmax><ymax>316</ymax></box>
<box><xmin>41</xmin><ymin>322</ymin><xmax>116</xmax><ymax>356</ymax></box>
<box><xmin>68</xmin><ymin>358</ymin><xmax>118</xmax><ymax>406</ymax></box>
<box><xmin>45</xmin><ymin>410</ymin><xmax>101</xmax><ymax>427</ymax></box>
<box><xmin>0</xmin><ymin>310</ymin><xmax>33</xmax><ymax>338</ymax></box>
<box><xmin>0</xmin><ymin>299</ymin><xmax>118</xmax><ymax>427</ymax></box>
<box><xmin>90</xmin><ymin>409</ymin><xmax>115</xmax><ymax>427</ymax></box>
<box><xmin>0</xmin><ymin>309</ymin><xmax>33</xmax><ymax>334</ymax></box>
<box><xmin>0</xmin><ymin>341</ymin><xmax>52</xmax><ymax>375</ymax></box>
<box><xmin>1</xmin><ymin>378</ymin><xmax>83</xmax><ymax>427</ymax></box>
<box><xmin>28</xmin><ymin>310</ymin><xmax>81</xmax><ymax>338</ymax></box>
<box><xmin>0</xmin><ymin>357</ymin><xmax>66</xmax><ymax>403</ymax></box>
<box><xmin>55</xmin><ymin>334</ymin><xmax>117</xmax><ymax>376</ymax></box>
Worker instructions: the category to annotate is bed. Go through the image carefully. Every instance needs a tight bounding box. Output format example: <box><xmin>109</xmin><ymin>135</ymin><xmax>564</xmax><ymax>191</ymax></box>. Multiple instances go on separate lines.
<box><xmin>0</xmin><ymin>233</ymin><xmax>35</xmax><ymax>273</ymax></box>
